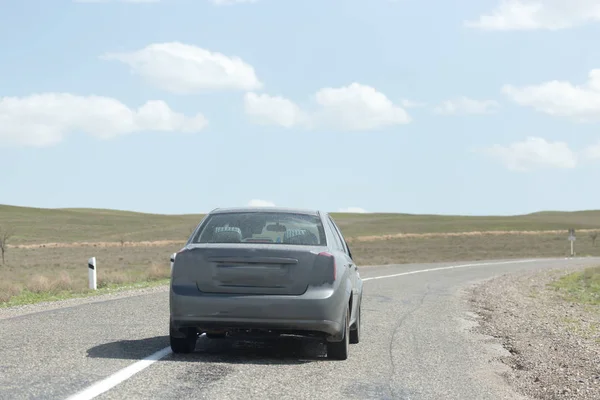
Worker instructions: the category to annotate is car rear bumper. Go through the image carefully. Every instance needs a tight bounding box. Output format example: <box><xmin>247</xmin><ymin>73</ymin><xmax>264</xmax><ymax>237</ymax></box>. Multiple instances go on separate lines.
<box><xmin>173</xmin><ymin>316</ymin><xmax>342</xmax><ymax>337</ymax></box>
<box><xmin>170</xmin><ymin>284</ymin><xmax>348</xmax><ymax>339</ymax></box>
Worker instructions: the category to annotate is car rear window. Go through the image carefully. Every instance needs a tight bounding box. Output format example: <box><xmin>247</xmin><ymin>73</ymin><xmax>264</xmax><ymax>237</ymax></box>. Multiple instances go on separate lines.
<box><xmin>191</xmin><ymin>212</ymin><xmax>327</xmax><ymax>245</ymax></box>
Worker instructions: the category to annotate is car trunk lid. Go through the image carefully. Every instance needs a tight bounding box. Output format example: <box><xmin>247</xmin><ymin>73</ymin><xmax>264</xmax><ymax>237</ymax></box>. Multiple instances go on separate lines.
<box><xmin>176</xmin><ymin>244</ymin><xmax>324</xmax><ymax>295</ymax></box>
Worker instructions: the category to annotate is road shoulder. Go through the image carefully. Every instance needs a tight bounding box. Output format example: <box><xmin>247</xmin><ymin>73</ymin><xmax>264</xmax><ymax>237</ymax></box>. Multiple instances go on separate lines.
<box><xmin>0</xmin><ymin>284</ymin><xmax>168</xmax><ymax>320</ymax></box>
<box><xmin>468</xmin><ymin>266</ymin><xmax>600</xmax><ymax>400</ymax></box>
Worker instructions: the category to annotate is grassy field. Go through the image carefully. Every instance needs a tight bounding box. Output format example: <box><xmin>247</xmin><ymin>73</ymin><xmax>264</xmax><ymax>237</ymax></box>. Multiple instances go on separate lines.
<box><xmin>548</xmin><ymin>266</ymin><xmax>600</xmax><ymax>340</ymax></box>
<box><xmin>0</xmin><ymin>205</ymin><xmax>203</xmax><ymax>245</ymax></box>
<box><xmin>550</xmin><ymin>266</ymin><xmax>600</xmax><ymax>305</ymax></box>
<box><xmin>3</xmin><ymin>204</ymin><xmax>600</xmax><ymax>244</ymax></box>
<box><xmin>0</xmin><ymin>243</ymin><xmax>177</xmax><ymax>305</ymax></box>
<box><xmin>2</xmin><ymin>204</ymin><xmax>600</xmax><ymax>306</ymax></box>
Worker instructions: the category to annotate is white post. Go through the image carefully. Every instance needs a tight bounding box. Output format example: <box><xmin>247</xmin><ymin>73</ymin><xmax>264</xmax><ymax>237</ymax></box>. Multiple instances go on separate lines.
<box><xmin>570</xmin><ymin>240</ymin><xmax>574</xmax><ymax>257</ymax></box>
<box><xmin>88</xmin><ymin>257</ymin><xmax>97</xmax><ymax>290</ymax></box>
<box><xmin>568</xmin><ymin>228</ymin><xmax>576</xmax><ymax>257</ymax></box>
<box><xmin>170</xmin><ymin>253</ymin><xmax>177</xmax><ymax>272</ymax></box>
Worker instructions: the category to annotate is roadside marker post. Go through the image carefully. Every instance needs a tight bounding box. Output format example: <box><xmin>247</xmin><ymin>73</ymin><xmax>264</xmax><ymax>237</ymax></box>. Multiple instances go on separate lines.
<box><xmin>568</xmin><ymin>229</ymin><xmax>576</xmax><ymax>257</ymax></box>
<box><xmin>88</xmin><ymin>256</ymin><xmax>97</xmax><ymax>290</ymax></box>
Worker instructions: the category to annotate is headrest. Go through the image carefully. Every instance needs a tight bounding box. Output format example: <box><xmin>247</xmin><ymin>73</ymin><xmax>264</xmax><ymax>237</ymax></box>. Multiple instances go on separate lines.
<box><xmin>212</xmin><ymin>226</ymin><xmax>242</xmax><ymax>243</ymax></box>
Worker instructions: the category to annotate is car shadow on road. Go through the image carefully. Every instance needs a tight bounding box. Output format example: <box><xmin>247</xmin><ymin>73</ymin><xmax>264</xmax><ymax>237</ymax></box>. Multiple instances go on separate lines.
<box><xmin>86</xmin><ymin>334</ymin><xmax>331</xmax><ymax>365</ymax></box>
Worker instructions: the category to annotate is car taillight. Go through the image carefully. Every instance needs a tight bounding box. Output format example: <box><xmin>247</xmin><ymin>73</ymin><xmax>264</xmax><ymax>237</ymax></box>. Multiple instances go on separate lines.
<box><xmin>171</xmin><ymin>248</ymin><xmax>187</xmax><ymax>265</ymax></box>
<box><xmin>318</xmin><ymin>252</ymin><xmax>336</xmax><ymax>281</ymax></box>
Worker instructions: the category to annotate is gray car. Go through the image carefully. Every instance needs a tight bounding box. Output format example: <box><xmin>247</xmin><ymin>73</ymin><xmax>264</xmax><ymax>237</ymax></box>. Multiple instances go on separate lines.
<box><xmin>169</xmin><ymin>207</ymin><xmax>363</xmax><ymax>360</ymax></box>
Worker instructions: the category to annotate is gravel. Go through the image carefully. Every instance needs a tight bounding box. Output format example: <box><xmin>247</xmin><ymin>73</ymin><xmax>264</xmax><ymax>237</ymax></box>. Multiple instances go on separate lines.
<box><xmin>468</xmin><ymin>267</ymin><xmax>600</xmax><ymax>400</ymax></box>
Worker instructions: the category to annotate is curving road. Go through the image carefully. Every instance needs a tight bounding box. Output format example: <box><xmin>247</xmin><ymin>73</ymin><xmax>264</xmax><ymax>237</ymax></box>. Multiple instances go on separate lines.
<box><xmin>1</xmin><ymin>257</ymin><xmax>598</xmax><ymax>400</ymax></box>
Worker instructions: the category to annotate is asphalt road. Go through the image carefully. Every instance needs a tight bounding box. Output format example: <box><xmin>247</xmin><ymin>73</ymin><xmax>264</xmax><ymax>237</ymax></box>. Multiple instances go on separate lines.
<box><xmin>1</xmin><ymin>257</ymin><xmax>598</xmax><ymax>400</ymax></box>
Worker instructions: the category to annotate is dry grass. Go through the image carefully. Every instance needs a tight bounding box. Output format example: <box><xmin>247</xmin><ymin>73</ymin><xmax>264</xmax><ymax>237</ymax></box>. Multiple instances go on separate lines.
<box><xmin>2</xmin><ymin>203</ymin><xmax>600</xmax><ymax>245</ymax></box>
<box><xmin>349</xmin><ymin>228</ymin><xmax>600</xmax><ymax>242</ymax></box>
<box><xmin>8</xmin><ymin>240</ymin><xmax>184</xmax><ymax>249</ymax></box>
<box><xmin>0</xmin><ymin>244</ymin><xmax>177</xmax><ymax>304</ymax></box>
<box><xmin>350</xmin><ymin>232</ymin><xmax>600</xmax><ymax>266</ymax></box>
<box><xmin>27</xmin><ymin>274</ymin><xmax>72</xmax><ymax>293</ymax></box>
<box><xmin>2</xmin><ymin>204</ymin><xmax>600</xmax><ymax>306</ymax></box>
<box><xmin>0</xmin><ymin>283</ymin><xmax>22</xmax><ymax>303</ymax></box>
<box><xmin>2</xmin><ymin>230</ymin><xmax>600</xmax><ymax>305</ymax></box>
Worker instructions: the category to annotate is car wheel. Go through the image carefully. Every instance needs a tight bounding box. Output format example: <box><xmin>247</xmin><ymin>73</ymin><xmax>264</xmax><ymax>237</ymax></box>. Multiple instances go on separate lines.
<box><xmin>327</xmin><ymin>306</ymin><xmax>349</xmax><ymax>360</ymax></box>
<box><xmin>170</xmin><ymin>321</ymin><xmax>198</xmax><ymax>354</ymax></box>
<box><xmin>350</xmin><ymin>302</ymin><xmax>361</xmax><ymax>344</ymax></box>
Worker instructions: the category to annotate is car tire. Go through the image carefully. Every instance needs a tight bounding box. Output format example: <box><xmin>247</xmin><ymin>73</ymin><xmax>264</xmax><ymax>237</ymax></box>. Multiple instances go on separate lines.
<box><xmin>350</xmin><ymin>302</ymin><xmax>361</xmax><ymax>344</ymax></box>
<box><xmin>327</xmin><ymin>306</ymin><xmax>349</xmax><ymax>360</ymax></box>
<box><xmin>170</xmin><ymin>321</ymin><xmax>198</xmax><ymax>354</ymax></box>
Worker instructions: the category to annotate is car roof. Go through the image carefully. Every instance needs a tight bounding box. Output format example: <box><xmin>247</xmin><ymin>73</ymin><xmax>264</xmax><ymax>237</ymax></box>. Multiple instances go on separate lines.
<box><xmin>208</xmin><ymin>206</ymin><xmax>322</xmax><ymax>216</ymax></box>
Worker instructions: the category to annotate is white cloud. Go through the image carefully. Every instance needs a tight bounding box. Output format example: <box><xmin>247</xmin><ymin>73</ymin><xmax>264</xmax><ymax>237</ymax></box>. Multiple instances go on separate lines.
<box><xmin>0</xmin><ymin>93</ymin><xmax>207</xmax><ymax>147</ymax></box>
<box><xmin>400</xmin><ymin>99</ymin><xmax>427</xmax><ymax>108</ymax></box>
<box><xmin>244</xmin><ymin>93</ymin><xmax>309</xmax><ymax>128</ymax></box>
<box><xmin>434</xmin><ymin>96</ymin><xmax>500</xmax><ymax>115</ymax></box>
<box><xmin>247</xmin><ymin>199</ymin><xmax>275</xmax><ymax>207</ymax></box>
<box><xmin>102</xmin><ymin>42</ymin><xmax>262</xmax><ymax>94</ymax></box>
<box><xmin>479</xmin><ymin>137</ymin><xmax>577</xmax><ymax>171</ymax></box>
<box><xmin>338</xmin><ymin>207</ymin><xmax>368</xmax><ymax>213</ymax></box>
<box><xmin>466</xmin><ymin>0</ymin><xmax>600</xmax><ymax>31</ymax></box>
<box><xmin>244</xmin><ymin>83</ymin><xmax>411</xmax><ymax>131</ymax></box>
<box><xmin>77</xmin><ymin>0</ymin><xmax>259</xmax><ymax>3</ymax></box>
<box><xmin>502</xmin><ymin>69</ymin><xmax>600</xmax><ymax>121</ymax></box>
<box><xmin>76</xmin><ymin>0</ymin><xmax>257</xmax><ymax>3</ymax></box>
<box><xmin>74</xmin><ymin>0</ymin><xmax>160</xmax><ymax>3</ymax></box>
<box><xmin>314</xmin><ymin>83</ymin><xmax>411</xmax><ymax>130</ymax></box>
<box><xmin>211</xmin><ymin>0</ymin><xmax>258</xmax><ymax>4</ymax></box>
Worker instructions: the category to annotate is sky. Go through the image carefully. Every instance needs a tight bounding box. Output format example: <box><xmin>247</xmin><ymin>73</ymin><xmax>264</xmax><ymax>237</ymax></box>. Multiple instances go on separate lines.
<box><xmin>1</xmin><ymin>0</ymin><xmax>600</xmax><ymax>216</ymax></box>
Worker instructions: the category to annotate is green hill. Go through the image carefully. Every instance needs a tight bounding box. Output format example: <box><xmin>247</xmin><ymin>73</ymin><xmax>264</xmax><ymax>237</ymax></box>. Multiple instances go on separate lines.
<box><xmin>2</xmin><ymin>204</ymin><xmax>600</xmax><ymax>245</ymax></box>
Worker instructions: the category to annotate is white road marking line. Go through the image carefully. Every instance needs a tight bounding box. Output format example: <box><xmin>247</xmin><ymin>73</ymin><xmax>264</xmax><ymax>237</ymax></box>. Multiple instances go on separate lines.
<box><xmin>361</xmin><ymin>259</ymin><xmax>540</xmax><ymax>281</ymax></box>
<box><xmin>65</xmin><ymin>346</ymin><xmax>172</xmax><ymax>400</ymax></box>
<box><xmin>63</xmin><ymin>257</ymin><xmax>567</xmax><ymax>400</ymax></box>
